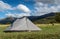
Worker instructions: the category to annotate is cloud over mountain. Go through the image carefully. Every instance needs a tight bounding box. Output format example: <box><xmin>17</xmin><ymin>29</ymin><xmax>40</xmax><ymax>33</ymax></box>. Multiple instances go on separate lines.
<box><xmin>0</xmin><ymin>1</ymin><xmax>31</xmax><ymax>18</ymax></box>
<box><xmin>0</xmin><ymin>0</ymin><xmax>60</xmax><ymax>18</ymax></box>
<box><xmin>33</xmin><ymin>2</ymin><xmax>60</xmax><ymax>16</ymax></box>
<box><xmin>5</xmin><ymin>13</ymin><xmax>30</xmax><ymax>18</ymax></box>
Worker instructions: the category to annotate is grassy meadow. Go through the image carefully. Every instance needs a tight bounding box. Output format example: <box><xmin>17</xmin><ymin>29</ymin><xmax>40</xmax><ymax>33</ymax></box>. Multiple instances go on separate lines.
<box><xmin>0</xmin><ymin>24</ymin><xmax>60</xmax><ymax>39</ymax></box>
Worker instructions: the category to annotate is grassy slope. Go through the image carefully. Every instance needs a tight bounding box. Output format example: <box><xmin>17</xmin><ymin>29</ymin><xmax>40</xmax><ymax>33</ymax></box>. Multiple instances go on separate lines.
<box><xmin>0</xmin><ymin>24</ymin><xmax>60</xmax><ymax>39</ymax></box>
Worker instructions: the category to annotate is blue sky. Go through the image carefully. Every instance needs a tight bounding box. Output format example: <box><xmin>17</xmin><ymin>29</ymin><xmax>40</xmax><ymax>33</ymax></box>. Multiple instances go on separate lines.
<box><xmin>2</xmin><ymin>0</ymin><xmax>35</xmax><ymax>9</ymax></box>
<box><xmin>0</xmin><ymin>0</ymin><xmax>60</xmax><ymax>18</ymax></box>
<box><xmin>0</xmin><ymin>0</ymin><xmax>35</xmax><ymax>18</ymax></box>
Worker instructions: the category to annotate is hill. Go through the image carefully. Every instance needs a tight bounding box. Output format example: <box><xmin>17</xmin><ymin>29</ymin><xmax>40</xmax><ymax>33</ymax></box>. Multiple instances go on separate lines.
<box><xmin>0</xmin><ymin>12</ymin><xmax>55</xmax><ymax>24</ymax></box>
<box><xmin>34</xmin><ymin>13</ymin><xmax>60</xmax><ymax>24</ymax></box>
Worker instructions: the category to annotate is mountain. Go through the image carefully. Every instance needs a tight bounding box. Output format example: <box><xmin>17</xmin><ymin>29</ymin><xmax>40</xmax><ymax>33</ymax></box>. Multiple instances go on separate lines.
<box><xmin>0</xmin><ymin>12</ymin><xmax>55</xmax><ymax>24</ymax></box>
<box><xmin>0</xmin><ymin>17</ymin><xmax>17</xmax><ymax>24</ymax></box>
<box><xmin>28</xmin><ymin>12</ymin><xmax>55</xmax><ymax>21</ymax></box>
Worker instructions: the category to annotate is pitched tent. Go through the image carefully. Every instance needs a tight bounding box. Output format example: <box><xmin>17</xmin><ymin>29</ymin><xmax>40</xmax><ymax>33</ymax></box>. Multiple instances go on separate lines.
<box><xmin>4</xmin><ymin>17</ymin><xmax>41</xmax><ymax>32</ymax></box>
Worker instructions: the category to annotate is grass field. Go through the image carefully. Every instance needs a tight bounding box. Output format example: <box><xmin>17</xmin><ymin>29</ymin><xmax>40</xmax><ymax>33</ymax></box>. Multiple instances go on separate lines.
<box><xmin>0</xmin><ymin>24</ymin><xmax>60</xmax><ymax>39</ymax></box>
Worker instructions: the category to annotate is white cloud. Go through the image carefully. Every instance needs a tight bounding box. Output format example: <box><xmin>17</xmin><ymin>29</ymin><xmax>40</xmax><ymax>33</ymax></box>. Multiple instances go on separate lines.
<box><xmin>0</xmin><ymin>1</ymin><xmax>31</xmax><ymax>13</ymax></box>
<box><xmin>1</xmin><ymin>0</ymin><xmax>60</xmax><ymax>17</ymax></box>
<box><xmin>0</xmin><ymin>1</ymin><xmax>12</xmax><ymax>11</ymax></box>
<box><xmin>55</xmin><ymin>0</ymin><xmax>60</xmax><ymax>5</ymax></box>
<box><xmin>0</xmin><ymin>1</ymin><xmax>31</xmax><ymax>17</ymax></box>
<box><xmin>5</xmin><ymin>12</ymin><xmax>30</xmax><ymax>18</ymax></box>
<box><xmin>15</xmin><ymin>13</ymin><xmax>30</xmax><ymax>18</ymax></box>
<box><xmin>17</xmin><ymin>4</ymin><xmax>31</xmax><ymax>13</ymax></box>
<box><xmin>0</xmin><ymin>0</ymin><xmax>31</xmax><ymax>18</ymax></box>
<box><xmin>5</xmin><ymin>13</ymin><xmax>15</xmax><ymax>17</ymax></box>
<box><xmin>34</xmin><ymin>0</ymin><xmax>55</xmax><ymax>4</ymax></box>
<box><xmin>33</xmin><ymin>2</ymin><xmax>60</xmax><ymax>16</ymax></box>
<box><xmin>35</xmin><ymin>2</ymin><xmax>44</xmax><ymax>6</ymax></box>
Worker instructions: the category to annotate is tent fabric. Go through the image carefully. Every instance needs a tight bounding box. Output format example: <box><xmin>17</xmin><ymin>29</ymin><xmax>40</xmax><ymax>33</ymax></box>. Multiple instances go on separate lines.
<box><xmin>4</xmin><ymin>17</ymin><xmax>41</xmax><ymax>32</ymax></box>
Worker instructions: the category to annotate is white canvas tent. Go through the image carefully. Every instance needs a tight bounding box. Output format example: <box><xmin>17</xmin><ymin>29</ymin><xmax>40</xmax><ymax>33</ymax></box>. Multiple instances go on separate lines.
<box><xmin>4</xmin><ymin>17</ymin><xmax>41</xmax><ymax>32</ymax></box>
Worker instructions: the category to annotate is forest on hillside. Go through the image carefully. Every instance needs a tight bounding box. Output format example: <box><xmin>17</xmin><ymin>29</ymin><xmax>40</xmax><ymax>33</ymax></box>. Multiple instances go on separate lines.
<box><xmin>34</xmin><ymin>13</ymin><xmax>60</xmax><ymax>24</ymax></box>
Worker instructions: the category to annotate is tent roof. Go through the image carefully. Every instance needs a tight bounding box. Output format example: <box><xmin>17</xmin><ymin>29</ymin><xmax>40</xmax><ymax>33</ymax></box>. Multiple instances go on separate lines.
<box><xmin>4</xmin><ymin>17</ymin><xmax>41</xmax><ymax>32</ymax></box>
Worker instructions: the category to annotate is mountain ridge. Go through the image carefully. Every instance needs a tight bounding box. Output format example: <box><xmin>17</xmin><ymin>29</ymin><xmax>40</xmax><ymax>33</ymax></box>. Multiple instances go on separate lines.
<box><xmin>0</xmin><ymin>12</ymin><xmax>55</xmax><ymax>24</ymax></box>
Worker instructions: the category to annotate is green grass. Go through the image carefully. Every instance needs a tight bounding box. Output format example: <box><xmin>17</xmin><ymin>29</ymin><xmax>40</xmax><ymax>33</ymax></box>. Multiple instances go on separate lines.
<box><xmin>0</xmin><ymin>24</ymin><xmax>60</xmax><ymax>39</ymax></box>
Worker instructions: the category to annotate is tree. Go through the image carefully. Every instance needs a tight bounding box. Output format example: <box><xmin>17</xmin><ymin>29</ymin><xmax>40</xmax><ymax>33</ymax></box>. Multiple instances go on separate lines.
<box><xmin>55</xmin><ymin>13</ymin><xmax>60</xmax><ymax>23</ymax></box>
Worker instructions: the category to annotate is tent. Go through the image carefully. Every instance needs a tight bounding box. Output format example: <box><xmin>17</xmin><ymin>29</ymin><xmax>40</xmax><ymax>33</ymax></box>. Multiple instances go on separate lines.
<box><xmin>4</xmin><ymin>17</ymin><xmax>41</xmax><ymax>32</ymax></box>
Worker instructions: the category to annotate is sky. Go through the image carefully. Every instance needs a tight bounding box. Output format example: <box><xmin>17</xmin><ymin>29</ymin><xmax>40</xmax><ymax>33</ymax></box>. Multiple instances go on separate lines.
<box><xmin>0</xmin><ymin>0</ymin><xmax>60</xmax><ymax>18</ymax></box>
